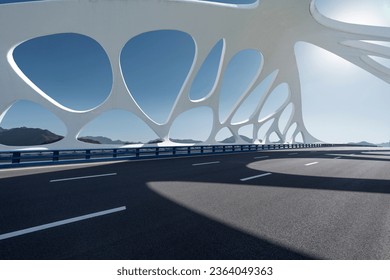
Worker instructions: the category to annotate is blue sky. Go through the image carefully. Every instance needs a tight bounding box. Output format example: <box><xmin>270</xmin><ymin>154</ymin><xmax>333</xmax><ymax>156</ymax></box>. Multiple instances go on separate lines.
<box><xmin>0</xmin><ymin>0</ymin><xmax>389</xmax><ymax>144</ymax></box>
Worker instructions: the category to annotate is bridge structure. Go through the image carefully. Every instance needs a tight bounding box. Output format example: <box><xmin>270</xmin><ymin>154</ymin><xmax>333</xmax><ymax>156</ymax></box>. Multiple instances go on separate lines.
<box><xmin>1</xmin><ymin>1</ymin><xmax>390</xmax><ymax>263</ymax></box>
<box><xmin>0</xmin><ymin>0</ymin><xmax>388</xmax><ymax>151</ymax></box>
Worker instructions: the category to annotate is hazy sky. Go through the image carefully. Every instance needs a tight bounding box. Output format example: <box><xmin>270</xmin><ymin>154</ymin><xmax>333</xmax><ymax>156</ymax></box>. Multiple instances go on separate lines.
<box><xmin>0</xmin><ymin>0</ymin><xmax>389</xmax><ymax>144</ymax></box>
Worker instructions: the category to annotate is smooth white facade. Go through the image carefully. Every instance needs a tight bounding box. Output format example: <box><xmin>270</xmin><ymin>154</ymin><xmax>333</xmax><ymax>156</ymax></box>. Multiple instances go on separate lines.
<box><xmin>0</xmin><ymin>0</ymin><xmax>389</xmax><ymax>150</ymax></box>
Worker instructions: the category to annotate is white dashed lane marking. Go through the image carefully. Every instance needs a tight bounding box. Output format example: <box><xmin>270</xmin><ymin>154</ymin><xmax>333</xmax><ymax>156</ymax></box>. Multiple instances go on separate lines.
<box><xmin>240</xmin><ymin>173</ymin><xmax>272</xmax><ymax>182</ymax></box>
<box><xmin>0</xmin><ymin>206</ymin><xmax>126</xmax><ymax>241</ymax></box>
<box><xmin>50</xmin><ymin>173</ymin><xmax>117</xmax><ymax>183</ymax></box>
<box><xmin>192</xmin><ymin>161</ymin><xmax>220</xmax><ymax>166</ymax></box>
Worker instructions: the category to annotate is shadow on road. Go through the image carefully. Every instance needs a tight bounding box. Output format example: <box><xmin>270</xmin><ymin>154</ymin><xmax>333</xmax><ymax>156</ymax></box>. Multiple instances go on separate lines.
<box><xmin>1</xmin><ymin>149</ymin><xmax>389</xmax><ymax>259</ymax></box>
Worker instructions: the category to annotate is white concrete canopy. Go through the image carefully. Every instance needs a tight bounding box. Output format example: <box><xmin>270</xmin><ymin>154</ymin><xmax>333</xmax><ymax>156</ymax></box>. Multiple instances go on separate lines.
<box><xmin>0</xmin><ymin>0</ymin><xmax>389</xmax><ymax>150</ymax></box>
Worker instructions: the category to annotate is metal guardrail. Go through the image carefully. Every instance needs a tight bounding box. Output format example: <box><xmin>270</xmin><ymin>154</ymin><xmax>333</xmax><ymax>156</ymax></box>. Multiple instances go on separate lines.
<box><xmin>0</xmin><ymin>143</ymin><xmax>367</xmax><ymax>169</ymax></box>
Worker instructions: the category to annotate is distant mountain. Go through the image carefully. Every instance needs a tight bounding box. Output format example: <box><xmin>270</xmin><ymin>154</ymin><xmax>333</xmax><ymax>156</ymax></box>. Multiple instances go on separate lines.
<box><xmin>347</xmin><ymin>141</ymin><xmax>377</xmax><ymax>147</ymax></box>
<box><xmin>147</xmin><ymin>138</ymin><xmax>164</xmax><ymax>144</ymax></box>
<box><xmin>170</xmin><ymin>138</ymin><xmax>203</xmax><ymax>144</ymax></box>
<box><xmin>0</xmin><ymin>127</ymin><xmax>63</xmax><ymax>146</ymax></box>
<box><xmin>79</xmin><ymin>136</ymin><xmax>168</xmax><ymax>145</ymax></box>
<box><xmin>220</xmin><ymin>135</ymin><xmax>252</xmax><ymax>143</ymax></box>
<box><xmin>77</xmin><ymin>137</ymin><xmax>101</xmax><ymax>144</ymax></box>
<box><xmin>377</xmin><ymin>142</ymin><xmax>390</xmax><ymax>147</ymax></box>
<box><xmin>78</xmin><ymin>136</ymin><xmax>140</xmax><ymax>145</ymax></box>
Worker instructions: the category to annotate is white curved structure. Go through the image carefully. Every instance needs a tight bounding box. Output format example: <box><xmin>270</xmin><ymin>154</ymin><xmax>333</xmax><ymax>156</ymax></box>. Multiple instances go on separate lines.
<box><xmin>0</xmin><ymin>0</ymin><xmax>389</xmax><ymax>150</ymax></box>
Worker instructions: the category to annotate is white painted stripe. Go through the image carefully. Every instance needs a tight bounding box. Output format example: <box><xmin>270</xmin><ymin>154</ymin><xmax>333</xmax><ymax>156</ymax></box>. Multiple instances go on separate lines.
<box><xmin>192</xmin><ymin>161</ymin><xmax>220</xmax><ymax>166</ymax></box>
<box><xmin>288</xmin><ymin>153</ymin><xmax>298</xmax><ymax>155</ymax></box>
<box><xmin>305</xmin><ymin>162</ymin><xmax>318</xmax><ymax>166</ymax></box>
<box><xmin>240</xmin><ymin>173</ymin><xmax>272</xmax><ymax>182</ymax></box>
<box><xmin>50</xmin><ymin>173</ymin><xmax>117</xmax><ymax>183</ymax></box>
<box><xmin>254</xmin><ymin>156</ymin><xmax>269</xmax><ymax>159</ymax></box>
<box><xmin>0</xmin><ymin>206</ymin><xmax>126</xmax><ymax>241</ymax></box>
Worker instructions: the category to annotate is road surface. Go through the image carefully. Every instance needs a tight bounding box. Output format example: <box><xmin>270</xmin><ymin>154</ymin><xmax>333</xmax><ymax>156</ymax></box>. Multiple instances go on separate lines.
<box><xmin>0</xmin><ymin>147</ymin><xmax>389</xmax><ymax>259</ymax></box>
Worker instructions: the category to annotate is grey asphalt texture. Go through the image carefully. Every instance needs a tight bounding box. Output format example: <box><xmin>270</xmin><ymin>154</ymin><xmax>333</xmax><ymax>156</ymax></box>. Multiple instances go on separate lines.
<box><xmin>0</xmin><ymin>147</ymin><xmax>389</xmax><ymax>259</ymax></box>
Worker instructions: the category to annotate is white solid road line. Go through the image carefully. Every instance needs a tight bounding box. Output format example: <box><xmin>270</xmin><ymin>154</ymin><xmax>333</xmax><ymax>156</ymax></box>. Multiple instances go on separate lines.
<box><xmin>305</xmin><ymin>162</ymin><xmax>318</xmax><ymax>166</ymax></box>
<box><xmin>254</xmin><ymin>156</ymin><xmax>269</xmax><ymax>159</ymax></box>
<box><xmin>0</xmin><ymin>206</ymin><xmax>126</xmax><ymax>241</ymax></box>
<box><xmin>50</xmin><ymin>173</ymin><xmax>117</xmax><ymax>183</ymax></box>
<box><xmin>240</xmin><ymin>173</ymin><xmax>272</xmax><ymax>182</ymax></box>
<box><xmin>192</xmin><ymin>161</ymin><xmax>220</xmax><ymax>166</ymax></box>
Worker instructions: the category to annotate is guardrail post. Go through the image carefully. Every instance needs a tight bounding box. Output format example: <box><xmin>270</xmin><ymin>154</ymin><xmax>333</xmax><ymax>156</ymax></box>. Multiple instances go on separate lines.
<box><xmin>172</xmin><ymin>147</ymin><xmax>176</xmax><ymax>155</ymax></box>
<box><xmin>85</xmin><ymin>150</ymin><xmax>91</xmax><ymax>160</ymax></box>
<box><xmin>156</xmin><ymin>147</ymin><xmax>159</xmax><ymax>156</ymax></box>
<box><xmin>212</xmin><ymin>146</ymin><xmax>215</xmax><ymax>153</ymax></box>
<box><xmin>188</xmin><ymin>147</ymin><xmax>191</xmax><ymax>154</ymax></box>
<box><xmin>113</xmin><ymin>149</ymin><xmax>117</xmax><ymax>158</ymax></box>
<box><xmin>201</xmin><ymin>146</ymin><xmax>204</xmax><ymax>154</ymax></box>
<box><xmin>12</xmin><ymin>152</ymin><xmax>21</xmax><ymax>164</ymax></box>
<box><xmin>53</xmin><ymin>151</ymin><xmax>59</xmax><ymax>161</ymax></box>
<box><xmin>135</xmin><ymin>148</ymin><xmax>140</xmax><ymax>158</ymax></box>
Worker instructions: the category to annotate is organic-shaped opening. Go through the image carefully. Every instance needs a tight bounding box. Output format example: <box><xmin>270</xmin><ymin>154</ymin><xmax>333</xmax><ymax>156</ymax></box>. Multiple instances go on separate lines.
<box><xmin>169</xmin><ymin>107</ymin><xmax>213</xmax><ymax>143</ymax></box>
<box><xmin>215</xmin><ymin>127</ymin><xmax>234</xmax><ymax>143</ymax></box>
<box><xmin>296</xmin><ymin>41</ymin><xmax>390</xmax><ymax>144</ymax></box>
<box><xmin>78</xmin><ymin>110</ymin><xmax>159</xmax><ymax>145</ymax></box>
<box><xmin>190</xmin><ymin>39</ymin><xmax>224</xmax><ymax>101</ymax></box>
<box><xmin>121</xmin><ymin>30</ymin><xmax>195</xmax><ymax>124</ymax></box>
<box><xmin>0</xmin><ymin>100</ymin><xmax>66</xmax><ymax>146</ymax></box>
<box><xmin>219</xmin><ymin>49</ymin><xmax>262</xmax><ymax>123</ymax></box>
<box><xmin>231</xmin><ymin>70</ymin><xmax>277</xmax><ymax>124</ymax></box>
<box><xmin>314</xmin><ymin>0</ymin><xmax>390</xmax><ymax>27</ymax></box>
<box><xmin>269</xmin><ymin>132</ymin><xmax>281</xmax><ymax>143</ymax></box>
<box><xmin>278</xmin><ymin>103</ymin><xmax>294</xmax><ymax>133</ymax></box>
<box><xmin>257</xmin><ymin>119</ymin><xmax>273</xmax><ymax>143</ymax></box>
<box><xmin>258</xmin><ymin>83</ymin><xmax>289</xmax><ymax>122</ymax></box>
<box><xmin>285</xmin><ymin>123</ymin><xmax>297</xmax><ymax>143</ymax></box>
<box><xmin>12</xmin><ymin>33</ymin><xmax>112</xmax><ymax>111</ymax></box>
<box><xmin>238</xmin><ymin>124</ymin><xmax>253</xmax><ymax>143</ymax></box>
<box><xmin>295</xmin><ymin>132</ymin><xmax>304</xmax><ymax>143</ymax></box>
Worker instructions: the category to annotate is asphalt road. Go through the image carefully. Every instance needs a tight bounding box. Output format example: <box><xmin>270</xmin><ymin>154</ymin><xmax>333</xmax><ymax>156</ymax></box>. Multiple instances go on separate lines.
<box><xmin>0</xmin><ymin>147</ymin><xmax>389</xmax><ymax>259</ymax></box>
